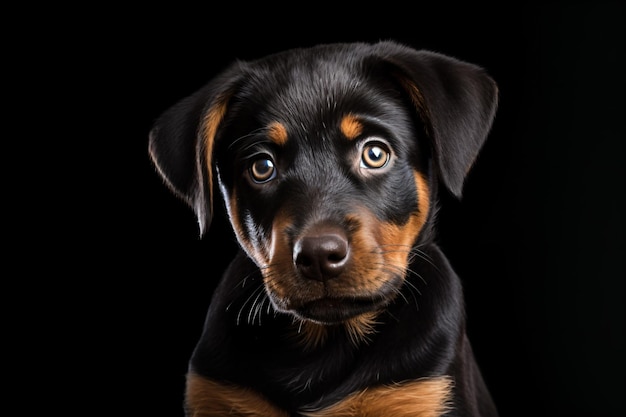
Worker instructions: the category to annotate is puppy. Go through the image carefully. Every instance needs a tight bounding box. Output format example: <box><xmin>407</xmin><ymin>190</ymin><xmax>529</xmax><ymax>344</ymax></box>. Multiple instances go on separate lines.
<box><xmin>149</xmin><ymin>40</ymin><xmax>499</xmax><ymax>417</ymax></box>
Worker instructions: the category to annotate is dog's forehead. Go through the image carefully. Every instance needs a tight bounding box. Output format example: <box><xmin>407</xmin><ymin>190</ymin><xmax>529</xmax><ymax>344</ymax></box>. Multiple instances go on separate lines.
<box><xmin>239</xmin><ymin>48</ymin><xmax>401</xmax><ymax>130</ymax></box>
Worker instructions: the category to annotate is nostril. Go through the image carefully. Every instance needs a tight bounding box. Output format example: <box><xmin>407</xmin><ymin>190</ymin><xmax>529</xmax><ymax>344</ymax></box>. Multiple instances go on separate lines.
<box><xmin>328</xmin><ymin>253</ymin><xmax>345</xmax><ymax>262</ymax></box>
<box><xmin>293</xmin><ymin>230</ymin><xmax>350</xmax><ymax>282</ymax></box>
<box><xmin>295</xmin><ymin>251</ymin><xmax>314</xmax><ymax>267</ymax></box>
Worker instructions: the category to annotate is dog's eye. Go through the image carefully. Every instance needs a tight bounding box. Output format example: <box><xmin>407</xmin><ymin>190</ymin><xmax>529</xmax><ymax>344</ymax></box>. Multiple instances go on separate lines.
<box><xmin>249</xmin><ymin>157</ymin><xmax>276</xmax><ymax>183</ymax></box>
<box><xmin>360</xmin><ymin>141</ymin><xmax>390</xmax><ymax>169</ymax></box>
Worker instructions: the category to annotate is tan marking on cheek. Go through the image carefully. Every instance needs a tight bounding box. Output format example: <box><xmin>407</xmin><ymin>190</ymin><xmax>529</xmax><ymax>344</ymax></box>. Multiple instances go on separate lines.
<box><xmin>267</xmin><ymin>121</ymin><xmax>288</xmax><ymax>145</ymax></box>
<box><xmin>340</xmin><ymin>114</ymin><xmax>364</xmax><ymax>140</ymax></box>
<box><xmin>263</xmin><ymin>211</ymin><xmax>297</xmax><ymax>301</ymax></box>
<box><xmin>225</xmin><ymin>192</ymin><xmax>244</xmax><ymax>250</ymax></box>
<box><xmin>202</xmin><ymin>93</ymin><xmax>231</xmax><ymax>207</ymax></box>
<box><xmin>414</xmin><ymin>171</ymin><xmax>431</xmax><ymax>232</ymax></box>
<box><xmin>186</xmin><ymin>372</ymin><xmax>288</xmax><ymax>417</ymax></box>
<box><xmin>378</xmin><ymin>217</ymin><xmax>417</xmax><ymax>269</ymax></box>
<box><xmin>341</xmin><ymin>213</ymin><xmax>386</xmax><ymax>292</ymax></box>
<box><xmin>227</xmin><ymin>190</ymin><xmax>269</xmax><ymax>267</ymax></box>
<box><xmin>268</xmin><ymin>210</ymin><xmax>292</xmax><ymax>262</ymax></box>
<box><xmin>377</xmin><ymin>172</ymin><xmax>430</xmax><ymax>269</ymax></box>
<box><xmin>301</xmin><ymin>376</ymin><xmax>453</xmax><ymax>417</ymax></box>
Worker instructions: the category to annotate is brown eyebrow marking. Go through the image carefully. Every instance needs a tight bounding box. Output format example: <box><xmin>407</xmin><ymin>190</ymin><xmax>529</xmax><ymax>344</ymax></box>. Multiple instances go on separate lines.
<box><xmin>340</xmin><ymin>114</ymin><xmax>364</xmax><ymax>140</ymax></box>
<box><xmin>267</xmin><ymin>121</ymin><xmax>288</xmax><ymax>145</ymax></box>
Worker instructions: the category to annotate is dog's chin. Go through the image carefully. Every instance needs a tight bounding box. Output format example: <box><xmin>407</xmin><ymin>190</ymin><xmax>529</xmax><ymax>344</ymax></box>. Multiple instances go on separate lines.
<box><xmin>269</xmin><ymin>275</ymin><xmax>405</xmax><ymax>325</ymax></box>
<box><xmin>290</xmin><ymin>297</ymin><xmax>387</xmax><ymax>325</ymax></box>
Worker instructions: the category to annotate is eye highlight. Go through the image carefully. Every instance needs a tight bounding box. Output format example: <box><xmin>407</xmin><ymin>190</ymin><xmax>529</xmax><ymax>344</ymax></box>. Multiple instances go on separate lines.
<box><xmin>360</xmin><ymin>140</ymin><xmax>391</xmax><ymax>169</ymax></box>
<box><xmin>249</xmin><ymin>157</ymin><xmax>276</xmax><ymax>183</ymax></box>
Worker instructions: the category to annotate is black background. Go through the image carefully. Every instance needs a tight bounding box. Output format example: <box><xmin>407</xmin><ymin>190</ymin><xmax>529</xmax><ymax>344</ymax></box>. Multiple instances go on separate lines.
<box><xmin>32</xmin><ymin>2</ymin><xmax>624</xmax><ymax>416</ymax></box>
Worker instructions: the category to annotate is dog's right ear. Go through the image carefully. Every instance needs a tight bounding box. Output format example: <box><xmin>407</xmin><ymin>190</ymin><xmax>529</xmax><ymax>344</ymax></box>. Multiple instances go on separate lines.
<box><xmin>371</xmin><ymin>41</ymin><xmax>498</xmax><ymax>198</ymax></box>
<box><xmin>148</xmin><ymin>64</ymin><xmax>244</xmax><ymax>236</ymax></box>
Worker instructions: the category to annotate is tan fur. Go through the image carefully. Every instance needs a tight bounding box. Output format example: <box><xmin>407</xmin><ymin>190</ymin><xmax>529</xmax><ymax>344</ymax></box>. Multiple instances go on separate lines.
<box><xmin>186</xmin><ymin>373</ymin><xmax>289</xmax><ymax>417</ymax></box>
<box><xmin>414</xmin><ymin>171</ymin><xmax>431</xmax><ymax>233</ymax></box>
<box><xmin>263</xmin><ymin>209</ymin><xmax>294</xmax><ymax>301</ymax></box>
<box><xmin>301</xmin><ymin>376</ymin><xmax>454</xmax><ymax>417</ymax></box>
<box><xmin>377</xmin><ymin>171</ymin><xmax>430</xmax><ymax>268</ymax></box>
<box><xmin>267</xmin><ymin>121</ymin><xmax>289</xmax><ymax>145</ymax></box>
<box><xmin>201</xmin><ymin>93</ymin><xmax>231</xmax><ymax>210</ymax></box>
<box><xmin>343</xmin><ymin>311</ymin><xmax>380</xmax><ymax>346</ymax></box>
<box><xmin>186</xmin><ymin>373</ymin><xmax>452</xmax><ymax>417</ymax></box>
<box><xmin>294</xmin><ymin>319</ymin><xmax>329</xmax><ymax>349</ymax></box>
<box><xmin>340</xmin><ymin>114</ymin><xmax>364</xmax><ymax>140</ymax></box>
<box><xmin>265</xmin><ymin>208</ymin><xmax>393</xmax><ymax>307</ymax></box>
<box><xmin>264</xmin><ymin>196</ymin><xmax>431</xmax><ymax>314</ymax></box>
<box><xmin>227</xmin><ymin>187</ymin><xmax>271</xmax><ymax>269</ymax></box>
<box><xmin>295</xmin><ymin>311</ymin><xmax>380</xmax><ymax>350</ymax></box>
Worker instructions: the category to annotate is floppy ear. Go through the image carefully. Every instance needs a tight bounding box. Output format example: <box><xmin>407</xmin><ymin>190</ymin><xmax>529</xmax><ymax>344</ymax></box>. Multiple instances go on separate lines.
<box><xmin>148</xmin><ymin>64</ymin><xmax>243</xmax><ymax>236</ymax></box>
<box><xmin>374</xmin><ymin>41</ymin><xmax>499</xmax><ymax>197</ymax></box>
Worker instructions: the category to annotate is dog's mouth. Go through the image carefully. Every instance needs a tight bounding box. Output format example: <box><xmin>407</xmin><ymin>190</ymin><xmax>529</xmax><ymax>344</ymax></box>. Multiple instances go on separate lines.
<box><xmin>268</xmin><ymin>268</ymin><xmax>404</xmax><ymax>325</ymax></box>
<box><xmin>293</xmin><ymin>296</ymin><xmax>385</xmax><ymax>324</ymax></box>
<box><xmin>271</xmin><ymin>273</ymin><xmax>404</xmax><ymax>325</ymax></box>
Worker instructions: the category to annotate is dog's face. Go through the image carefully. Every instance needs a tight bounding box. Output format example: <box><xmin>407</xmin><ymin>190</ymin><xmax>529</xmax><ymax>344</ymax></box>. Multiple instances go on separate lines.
<box><xmin>215</xmin><ymin>66</ymin><xmax>429</xmax><ymax>325</ymax></box>
<box><xmin>149</xmin><ymin>41</ymin><xmax>498</xmax><ymax>326</ymax></box>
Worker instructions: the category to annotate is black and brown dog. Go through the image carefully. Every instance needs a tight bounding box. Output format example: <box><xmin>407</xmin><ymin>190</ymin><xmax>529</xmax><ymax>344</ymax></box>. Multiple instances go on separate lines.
<box><xmin>149</xmin><ymin>40</ymin><xmax>499</xmax><ymax>417</ymax></box>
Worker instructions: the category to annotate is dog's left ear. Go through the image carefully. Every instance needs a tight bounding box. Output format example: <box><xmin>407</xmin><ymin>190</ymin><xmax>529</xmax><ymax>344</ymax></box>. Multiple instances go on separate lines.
<box><xmin>148</xmin><ymin>64</ymin><xmax>244</xmax><ymax>236</ymax></box>
<box><xmin>374</xmin><ymin>41</ymin><xmax>499</xmax><ymax>197</ymax></box>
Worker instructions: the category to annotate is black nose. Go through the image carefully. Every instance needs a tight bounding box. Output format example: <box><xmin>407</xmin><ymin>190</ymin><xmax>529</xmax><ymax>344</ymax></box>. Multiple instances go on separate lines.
<box><xmin>293</xmin><ymin>226</ymin><xmax>350</xmax><ymax>282</ymax></box>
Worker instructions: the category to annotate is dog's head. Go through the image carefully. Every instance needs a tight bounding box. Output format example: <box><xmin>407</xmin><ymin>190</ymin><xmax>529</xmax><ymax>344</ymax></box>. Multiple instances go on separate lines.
<box><xmin>149</xmin><ymin>41</ymin><xmax>497</xmax><ymax>326</ymax></box>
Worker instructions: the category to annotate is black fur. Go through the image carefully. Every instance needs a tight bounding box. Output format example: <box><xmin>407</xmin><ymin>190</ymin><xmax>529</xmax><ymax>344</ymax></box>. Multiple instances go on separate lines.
<box><xmin>150</xmin><ymin>40</ymin><xmax>499</xmax><ymax>416</ymax></box>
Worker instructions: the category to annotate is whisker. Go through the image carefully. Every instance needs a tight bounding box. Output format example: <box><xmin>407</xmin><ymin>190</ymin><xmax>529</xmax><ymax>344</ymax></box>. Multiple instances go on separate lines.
<box><xmin>405</xmin><ymin>265</ymin><xmax>428</xmax><ymax>286</ymax></box>
<box><xmin>248</xmin><ymin>287</ymin><xmax>267</xmax><ymax>325</ymax></box>
<box><xmin>226</xmin><ymin>270</ymin><xmax>264</xmax><ymax>310</ymax></box>
<box><xmin>409</xmin><ymin>246</ymin><xmax>444</xmax><ymax>275</ymax></box>
<box><xmin>369</xmin><ymin>252</ymin><xmax>424</xmax><ymax>312</ymax></box>
<box><xmin>236</xmin><ymin>285</ymin><xmax>265</xmax><ymax>325</ymax></box>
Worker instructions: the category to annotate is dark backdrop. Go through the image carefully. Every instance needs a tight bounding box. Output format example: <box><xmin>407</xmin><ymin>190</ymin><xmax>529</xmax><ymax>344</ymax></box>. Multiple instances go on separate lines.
<box><xmin>52</xmin><ymin>3</ymin><xmax>623</xmax><ymax>416</ymax></box>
